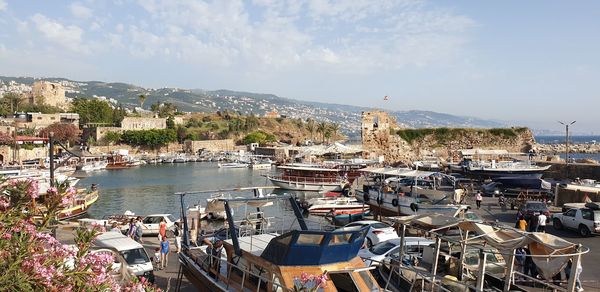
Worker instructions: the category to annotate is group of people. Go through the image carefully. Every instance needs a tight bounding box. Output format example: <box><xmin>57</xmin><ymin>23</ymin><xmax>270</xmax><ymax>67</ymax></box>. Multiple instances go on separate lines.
<box><xmin>515</xmin><ymin>212</ymin><xmax>547</xmax><ymax>232</ymax></box>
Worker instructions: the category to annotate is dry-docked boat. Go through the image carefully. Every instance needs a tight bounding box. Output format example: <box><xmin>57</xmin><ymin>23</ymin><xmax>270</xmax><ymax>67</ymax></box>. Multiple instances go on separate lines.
<box><xmin>177</xmin><ymin>191</ymin><xmax>382</xmax><ymax>292</ymax></box>
<box><xmin>354</xmin><ymin>168</ymin><xmax>468</xmax><ymax>217</ymax></box>
<box><xmin>307</xmin><ymin>197</ymin><xmax>369</xmax><ymax>216</ymax></box>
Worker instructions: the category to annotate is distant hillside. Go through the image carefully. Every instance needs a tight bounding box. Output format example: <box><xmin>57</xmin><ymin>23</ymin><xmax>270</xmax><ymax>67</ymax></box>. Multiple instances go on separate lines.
<box><xmin>1</xmin><ymin>76</ymin><xmax>506</xmax><ymax>139</ymax></box>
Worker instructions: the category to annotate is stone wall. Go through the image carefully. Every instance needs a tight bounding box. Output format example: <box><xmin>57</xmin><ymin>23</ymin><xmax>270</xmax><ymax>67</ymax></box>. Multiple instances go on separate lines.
<box><xmin>0</xmin><ymin>145</ymin><xmax>48</xmax><ymax>163</ymax></box>
<box><xmin>94</xmin><ymin>127</ymin><xmax>123</xmax><ymax>141</ymax></box>
<box><xmin>121</xmin><ymin>117</ymin><xmax>166</xmax><ymax>130</ymax></box>
<box><xmin>88</xmin><ymin>143</ymin><xmax>183</xmax><ymax>155</ymax></box>
<box><xmin>360</xmin><ymin>110</ymin><xmax>536</xmax><ymax>164</ymax></box>
<box><xmin>184</xmin><ymin>139</ymin><xmax>235</xmax><ymax>154</ymax></box>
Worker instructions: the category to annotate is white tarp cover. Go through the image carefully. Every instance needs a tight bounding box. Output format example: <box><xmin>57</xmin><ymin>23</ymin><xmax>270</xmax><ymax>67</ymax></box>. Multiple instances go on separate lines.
<box><xmin>391</xmin><ymin>216</ymin><xmax>579</xmax><ymax>280</ymax></box>
<box><xmin>458</xmin><ymin>221</ymin><xmax>577</xmax><ymax>279</ymax></box>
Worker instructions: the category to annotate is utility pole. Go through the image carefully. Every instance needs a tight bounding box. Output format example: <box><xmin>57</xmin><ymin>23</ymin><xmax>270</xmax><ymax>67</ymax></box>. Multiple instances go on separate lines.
<box><xmin>49</xmin><ymin>132</ymin><xmax>55</xmax><ymax>188</ymax></box>
<box><xmin>558</xmin><ymin>121</ymin><xmax>576</xmax><ymax>165</ymax></box>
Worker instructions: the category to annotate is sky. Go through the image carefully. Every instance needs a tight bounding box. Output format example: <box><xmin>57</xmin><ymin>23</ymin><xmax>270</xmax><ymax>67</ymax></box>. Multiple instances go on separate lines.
<box><xmin>0</xmin><ymin>0</ymin><xmax>598</xmax><ymax>133</ymax></box>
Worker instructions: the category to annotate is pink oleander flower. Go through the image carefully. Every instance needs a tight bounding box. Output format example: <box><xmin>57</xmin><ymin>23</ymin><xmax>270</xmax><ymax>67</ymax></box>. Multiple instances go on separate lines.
<box><xmin>1</xmin><ymin>233</ymin><xmax>11</xmax><ymax>239</ymax></box>
<box><xmin>47</xmin><ymin>187</ymin><xmax>58</xmax><ymax>194</ymax></box>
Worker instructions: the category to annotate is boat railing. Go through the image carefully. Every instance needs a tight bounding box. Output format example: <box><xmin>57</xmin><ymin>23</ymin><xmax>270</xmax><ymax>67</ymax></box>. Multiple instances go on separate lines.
<box><xmin>191</xmin><ymin>246</ymin><xmax>293</xmax><ymax>292</ymax></box>
<box><xmin>268</xmin><ymin>174</ymin><xmax>342</xmax><ymax>184</ymax></box>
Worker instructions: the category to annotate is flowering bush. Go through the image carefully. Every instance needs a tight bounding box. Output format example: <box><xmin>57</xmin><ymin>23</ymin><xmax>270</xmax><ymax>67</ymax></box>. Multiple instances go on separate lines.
<box><xmin>293</xmin><ymin>272</ymin><xmax>328</xmax><ymax>292</ymax></box>
<box><xmin>0</xmin><ymin>178</ymin><xmax>160</xmax><ymax>291</ymax></box>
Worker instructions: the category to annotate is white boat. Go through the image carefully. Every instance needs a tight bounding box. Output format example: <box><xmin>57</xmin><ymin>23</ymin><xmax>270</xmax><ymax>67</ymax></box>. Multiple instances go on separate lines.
<box><xmin>80</xmin><ymin>160</ymin><xmax>108</xmax><ymax>172</ymax></box>
<box><xmin>307</xmin><ymin>197</ymin><xmax>369</xmax><ymax>215</ymax></box>
<box><xmin>267</xmin><ymin>164</ymin><xmax>348</xmax><ymax>192</ymax></box>
<box><xmin>217</xmin><ymin>162</ymin><xmax>248</xmax><ymax>168</ymax></box>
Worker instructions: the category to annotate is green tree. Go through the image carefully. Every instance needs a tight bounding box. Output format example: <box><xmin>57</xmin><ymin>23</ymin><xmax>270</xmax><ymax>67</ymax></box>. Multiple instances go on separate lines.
<box><xmin>138</xmin><ymin>94</ymin><xmax>146</xmax><ymax>109</ymax></box>
<box><xmin>166</xmin><ymin>116</ymin><xmax>175</xmax><ymax>129</ymax></box>
<box><xmin>102</xmin><ymin>131</ymin><xmax>122</xmax><ymax>145</ymax></box>
<box><xmin>150</xmin><ymin>102</ymin><xmax>178</xmax><ymax>118</ymax></box>
<box><xmin>242</xmin><ymin>131</ymin><xmax>276</xmax><ymax>145</ymax></box>
<box><xmin>71</xmin><ymin>98</ymin><xmax>114</xmax><ymax>126</ymax></box>
<box><xmin>121</xmin><ymin>129</ymin><xmax>176</xmax><ymax>148</ymax></box>
<box><xmin>176</xmin><ymin>125</ymin><xmax>187</xmax><ymax>143</ymax></box>
<box><xmin>112</xmin><ymin>104</ymin><xmax>126</xmax><ymax>126</ymax></box>
<box><xmin>1</xmin><ymin>92</ymin><xmax>23</xmax><ymax>114</ymax></box>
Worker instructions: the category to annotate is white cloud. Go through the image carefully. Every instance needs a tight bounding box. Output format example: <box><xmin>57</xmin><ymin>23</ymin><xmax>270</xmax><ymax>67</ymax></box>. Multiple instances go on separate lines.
<box><xmin>70</xmin><ymin>2</ymin><xmax>93</xmax><ymax>19</ymax></box>
<box><xmin>0</xmin><ymin>0</ymin><xmax>6</xmax><ymax>11</ymax></box>
<box><xmin>31</xmin><ymin>13</ymin><xmax>87</xmax><ymax>53</ymax></box>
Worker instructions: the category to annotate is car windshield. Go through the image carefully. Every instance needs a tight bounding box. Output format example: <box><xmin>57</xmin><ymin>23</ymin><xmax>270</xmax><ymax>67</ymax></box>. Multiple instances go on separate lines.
<box><xmin>370</xmin><ymin>241</ymin><xmax>397</xmax><ymax>255</ymax></box>
<box><xmin>167</xmin><ymin>215</ymin><xmax>177</xmax><ymax>223</ymax></box>
<box><xmin>120</xmin><ymin>248</ymin><xmax>150</xmax><ymax>265</ymax></box>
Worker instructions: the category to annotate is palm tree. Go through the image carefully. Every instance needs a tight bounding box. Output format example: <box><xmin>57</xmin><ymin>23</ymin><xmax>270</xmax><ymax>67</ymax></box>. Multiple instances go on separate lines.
<box><xmin>316</xmin><ymin>122</ymin><xmax>327</xmax><ymax>144</ymax></box>
<box><xmin>306</xmin><ymin>119</ymin><xmax>316</xmax><ymax>141</ymax></box>
<box><xmin>138</xmin><ymin>94</ymin><xmax>146</xmax><ymax>109</ymax></box>
<box><xmin>329</xmin><ymin>123</ymin><xmax>340</xmax><ymax>142</ymax></box>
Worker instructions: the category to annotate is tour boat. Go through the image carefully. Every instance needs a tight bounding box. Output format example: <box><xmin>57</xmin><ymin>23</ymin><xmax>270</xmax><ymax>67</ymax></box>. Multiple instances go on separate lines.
<box><xmin>177</xmin><ymin>191</ymin><xmax>382</xmax><ymax>292</ymax></box>
<box><xmin>266</xmin><ymin>164</ymin><xmax>349</xmax><ymax>192</ymax></box>
<box><xmin>58</xmin><ymin>187</ymin><xmax>100</xmax><ymax>220</ymax></box>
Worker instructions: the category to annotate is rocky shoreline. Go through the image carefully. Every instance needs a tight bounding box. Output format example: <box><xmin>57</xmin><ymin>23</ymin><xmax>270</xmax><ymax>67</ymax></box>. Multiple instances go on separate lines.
<box><xmin>534</xmin><ymin>143</ymin><xmax>600</xmax><ymax>154</ymax></box>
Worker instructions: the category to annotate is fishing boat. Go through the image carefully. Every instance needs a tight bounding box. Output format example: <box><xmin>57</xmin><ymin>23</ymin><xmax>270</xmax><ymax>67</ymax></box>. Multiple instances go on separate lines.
<box><xmin>177</xmin><ymin>190</ymin><xmax>382</xmax><ymax>292</ymax></box>
<box><xmin>106</xmin><ymin>153</ymin><xmax>139</xmax><ymax>169</ymax></box>
<box><xmin>461</xmin><ymin>159</ymin><xmax>551</xmax><ymax>179</ymax></box>
<box><xmin>266</xmin><ymin>164</ymin><xmax>349</xmax><ymax>192</ymax></box>
<box><xmin>354</xmin><ymin>169</ymin><xmax>468</xmax><ymax>217</ymax></box>
<box><xmin>80</xmin><ymin>157</ymin><xmax>108</xmax><ymax>172</ymax></box>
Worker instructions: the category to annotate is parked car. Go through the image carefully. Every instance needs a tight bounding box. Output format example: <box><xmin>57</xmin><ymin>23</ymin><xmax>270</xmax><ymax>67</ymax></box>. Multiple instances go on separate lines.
<box><xmin>94</xmin><ymin>232</ymin><xmax>155</xmax><ymax>283</ymax></box>
<box><xmin>339</xmin><ymin>220</ymin><xmax>398</xmax><ymax>247</ymax></box>
<box><xmin>357</xmin><ymin>237</ymin><xmax>434</xmax><ymax>266</ymax></box>
<box><xmin>141</xmin><ymin>214</ymin><xmax>177</xmax><ymax>235</ymax></box>
<box><xmin>553</xmin><ymin>207</ymin><xmax>600</xmax><ymax>237</ymax></box>
<box><xmin>517</xmin><ymin>201</ymin><xmax>550</xmax><ymax>220</ymax></box>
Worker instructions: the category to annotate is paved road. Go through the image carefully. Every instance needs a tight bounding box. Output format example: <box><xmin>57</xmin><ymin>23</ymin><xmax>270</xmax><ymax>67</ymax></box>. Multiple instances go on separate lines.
<box><xmin>470</xmin><ymin>196</ymin><xmax>600</xmax><ymax>291</ymax></box>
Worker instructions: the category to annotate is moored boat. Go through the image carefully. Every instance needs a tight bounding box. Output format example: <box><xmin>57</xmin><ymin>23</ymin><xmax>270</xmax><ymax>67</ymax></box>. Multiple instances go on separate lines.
<box><xmin>177</xmin><ymin>191</ymin><xmax>382</xmax><ymax>291</ymax></box>
<box><xmin>266</xmin><ymin>164</ymin><xmax>349</xmax><ymax>192</ymax></box>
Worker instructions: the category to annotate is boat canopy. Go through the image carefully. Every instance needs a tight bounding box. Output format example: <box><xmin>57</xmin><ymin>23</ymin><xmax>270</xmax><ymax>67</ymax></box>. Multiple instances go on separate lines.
<box><xmin>276</xmin><ymin>165</ymin><xmax>340</xmax><ymax>172</ymax></box>
<box><xmin>260</xmin><ymin>226</ymin><xmax>369</xmax><ymax>266</ymax></box>
<box><xmin>459</xmin><ymin>149</ymin><xmax>509</xmax><ymax>156</ymax></box>
<box><xmin>390</xmin><ymin>213</ymin><xmax>583</xmax><ymax>280</ymax></box>
<box><xmin>362</xmin><ymin>167</ymin><xmax>437</xmax><ymax>178</ymax></box>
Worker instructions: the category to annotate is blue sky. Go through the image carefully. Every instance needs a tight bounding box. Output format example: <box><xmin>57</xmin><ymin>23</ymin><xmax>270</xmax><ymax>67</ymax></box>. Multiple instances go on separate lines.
<box><xmin>0</xmin><ymin>0</ymin><xmax>598</xmax><ymax>133</ymax></box>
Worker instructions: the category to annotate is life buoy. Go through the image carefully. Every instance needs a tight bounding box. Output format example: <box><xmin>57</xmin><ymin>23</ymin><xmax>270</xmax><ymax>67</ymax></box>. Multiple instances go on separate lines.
<box><xmin>392</xmin><ymin>199</ymin><xmax>399</xmax><ymax>207</ymax></box>
<box><xmin>410</xmin><ymin>203</ymin><xmax>419</xmax><ymax>212</ymax></box>
<box><xmin>363</xmin><ymin>193</ymin><xmax>370</xmax><ymax>202</ymax></box>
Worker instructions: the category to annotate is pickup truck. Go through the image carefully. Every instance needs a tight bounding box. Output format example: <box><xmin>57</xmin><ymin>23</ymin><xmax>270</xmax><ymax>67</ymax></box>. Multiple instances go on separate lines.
<box><xmin>552</xmin><ymin>207</ymin><xmax>600</xmax><ymax>237</ymax></box>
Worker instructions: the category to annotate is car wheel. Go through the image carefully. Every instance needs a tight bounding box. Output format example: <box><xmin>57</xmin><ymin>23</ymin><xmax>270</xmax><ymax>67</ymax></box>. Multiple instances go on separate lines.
<box><xmin>367</xmin><ymin>238</ymin><xmax>373</xmax><ymax>248</ymax></box>
<box><xmin>579</xmin><ymin>225</ymin><xmax>591</xmax><ymax>237</ymax></box>
<box><xmin>553</xmin><ymin>218</ymin><xmax>563</xmax><ymax>230</ymax></box>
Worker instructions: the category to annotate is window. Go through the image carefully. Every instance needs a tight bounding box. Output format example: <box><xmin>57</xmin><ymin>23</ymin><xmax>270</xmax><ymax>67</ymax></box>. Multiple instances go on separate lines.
<box><xmin>329</xmin><ymin>272</ymin><xmax>359</xmax><ymax>292</ymax></box>
<box><xmin>581</xmin><ymin>209</ymin><xmax>593</xmax><ymax>221</ymax></box>
<box><xmin>370</xmin><ymin>241</ymin><xmax>396</xmax><ymax>255</ymax></box>
<box><xmin>370</xmin><ymin>223</ymin><xmax>391</xmax><ymax>229</ymax></box>
<box><xmin>331</xmin><ymin>233</ymin><xmax>352</xmax><ymax>245</ymax></box>
<box><xmin>565</xmin><ymin>209</ymin><xmax>577</xmax><ymax>217</ymax></box>
<box><xmin>121</xmin><ymin>248</ymin><xmax>150</xmax><ymax>265</ymax></box>
<box><xmin>297</xmin><ymin>234</ymin><xmax>323</xmax><ymax>245</ymax></box>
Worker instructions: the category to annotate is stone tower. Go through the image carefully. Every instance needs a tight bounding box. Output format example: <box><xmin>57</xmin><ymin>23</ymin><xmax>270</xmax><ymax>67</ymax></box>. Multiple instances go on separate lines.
<box><xmin>361</xmin><ymin>111</ymin><xmax>413</xmax><ymax>164</ymax></box>
<box><xmin>29</xmin><ymin>81</ymin><xmax>68</xmax><ymax>109</ymax></box>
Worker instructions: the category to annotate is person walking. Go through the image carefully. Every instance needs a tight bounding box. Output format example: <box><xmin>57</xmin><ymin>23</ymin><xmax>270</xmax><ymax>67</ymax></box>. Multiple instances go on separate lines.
<box><xmin>127</xmin><ymin>218</ymin><xmax>136</xmax><ymax>239</ymax></box>
<box><xmin>158</xmin><ymin>218</ymin><xmax>167</xmax><ymax>242</ymax></box>
<box><xmin>475</xmin><ymin>192</ymin><xmax>483</xmax><ymax>209</ymax></box>
<box><xmin>537</xmin><ymin>212</ymin><xmax>547</xmax><ymax>232</ymax></box>
<box><xmin>160</xmin><ymin>235</ymin><xmax>170</xmax><ymax>270</ymax></box>
<box><xmin>528</xmin><ymin>213</ymin><xmax>539</xmax><ymax>232</ymax></box>
<box><xmin>173</xmin><ymin>222</ymin><xmax>182</xmax><ymax>253</ymax></box>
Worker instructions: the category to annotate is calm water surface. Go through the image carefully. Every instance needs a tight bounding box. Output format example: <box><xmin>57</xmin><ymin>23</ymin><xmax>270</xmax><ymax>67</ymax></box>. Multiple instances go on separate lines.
<box><xmin>82</xmin><ymin>163</ymin><xmax>276</xmax><ymax>218</ymax></box>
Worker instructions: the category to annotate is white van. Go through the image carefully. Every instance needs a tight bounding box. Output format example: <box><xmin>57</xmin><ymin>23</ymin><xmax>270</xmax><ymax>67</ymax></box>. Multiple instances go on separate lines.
<box><xmin>94</xmin><ymin>232</ymin><xmax>155</xmax><ymax>283</ymax></box>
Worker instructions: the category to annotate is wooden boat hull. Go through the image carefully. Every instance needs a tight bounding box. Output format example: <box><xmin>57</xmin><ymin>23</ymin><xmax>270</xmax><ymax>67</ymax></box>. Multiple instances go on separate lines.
<box><xmin>58</xmin><ymin>190</ymin><xmax>99</xmax><ymax>220</ymax></box>
<box><xmin>179</xmin><ymin>251</ymin><xmax>227</xmax><ymax>292</ymax></box>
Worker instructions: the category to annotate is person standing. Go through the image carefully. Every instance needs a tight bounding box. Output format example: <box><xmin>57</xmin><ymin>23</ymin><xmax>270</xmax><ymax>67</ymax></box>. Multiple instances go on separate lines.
<box><xmin>475</xmin><ymin>192</ymin><xmax>483</xmax><ymax>209</ymax></box>
<box><xmin>516</xmin><ymin>216</ymin><xmax>528</xmax><ymax>231</ymax></box>
<box><xmin>537</xmin><ymin>212</ymin><xmax>547</xmax><ymax>232</ymax></box>
<box><xmin>528</xmin><ymin>213</ymin><xmax>539</xmax><ymax>232</ymax></box>
<box><xmin>127</xmin><ymin>218</ymin><xmax>136</xmax><ymax>239</ymax></box>
<box><xmin>135</xmin><ymin>217</ymin><xmax>144</xmax><ymax>243</ymax></box>
<box><xmin>173</xmin><ymin>222</ymin><xmax>182</xmax><ymax>253</ymax></box>
<box><xmin>158</xmin><ymin>218</ymin><xmax>167</xmax><ymax>242</ymax></box>
<box><xmin>160</xmin><ymin>236</ymin><xmax>170</xmax><ymax>270</ymax></box>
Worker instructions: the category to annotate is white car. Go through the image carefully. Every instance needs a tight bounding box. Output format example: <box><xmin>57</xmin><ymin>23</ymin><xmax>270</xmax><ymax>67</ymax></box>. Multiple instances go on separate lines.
<box><xmin>123</xmin><ymin>214</ymin><xmax>177</xmax><ymax>235</ymax></box>
<box><xmin>341</xmin><ymin>220</ymin><xmax>398</xmax><ymax>247</ymax></box>
<box><xmin>553</xmin><ymin>207</ymin><xmax>600</xmax><ymax>237</ymax></box>
<box><xmin>358</xmin><ymin>237</ymin><xmax>434</xmax><ymax>266</ymax></box>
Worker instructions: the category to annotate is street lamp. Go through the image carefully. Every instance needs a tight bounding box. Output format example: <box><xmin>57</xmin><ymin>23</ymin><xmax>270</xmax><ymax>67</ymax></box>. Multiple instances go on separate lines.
<box><xmin>558</xmin><ymin>120</ymin><xmax>576</xmax><ymax>165</ymax></box>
